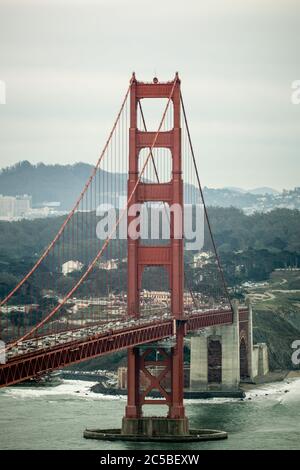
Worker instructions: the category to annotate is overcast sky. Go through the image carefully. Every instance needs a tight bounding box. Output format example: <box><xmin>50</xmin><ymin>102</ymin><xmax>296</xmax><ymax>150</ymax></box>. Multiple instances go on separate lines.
<box><xmin>0</xmin><ymin>0</ymin><xmax>299</xmax><ymax>190</ymax></box>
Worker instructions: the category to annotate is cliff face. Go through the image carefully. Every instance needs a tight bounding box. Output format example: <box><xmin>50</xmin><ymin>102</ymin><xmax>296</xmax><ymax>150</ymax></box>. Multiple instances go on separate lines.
<box><xmin>253</xmin><ymin>309</ymin><xmax>300</xmax><ymax>371</ymax></box>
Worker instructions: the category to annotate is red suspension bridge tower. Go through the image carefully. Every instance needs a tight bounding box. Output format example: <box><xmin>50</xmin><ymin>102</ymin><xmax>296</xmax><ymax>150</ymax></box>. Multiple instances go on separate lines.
<box><xmin>123</xmin><ymin>73</ymin><xmax>188</xmax><ymax>436</ymax></box>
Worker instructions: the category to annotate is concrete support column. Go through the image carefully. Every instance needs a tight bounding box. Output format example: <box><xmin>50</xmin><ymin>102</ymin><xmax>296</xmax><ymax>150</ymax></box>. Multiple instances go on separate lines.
<box><xmin>189</xmin><ymin>302</ymin><xmax>242</xmax><ymax>392</ymax></box>
<box><xmin>258</xmin><ymin>343</ymin><xmax>269</xmax><ymax>376</ymax></box>
<box><xmin>190</xmin><ymin>335</ymin><xmax>208</xmax><ymax>391</ymax></box>
<box><xmin>221</xmin><ymin>300</ymin><xmax>240</xmax><ymax>390</ymax></box>
<box><xmin>246</xmin><ymin>298</ymin><xmax>254</xmax><ymax>380</ymax></box>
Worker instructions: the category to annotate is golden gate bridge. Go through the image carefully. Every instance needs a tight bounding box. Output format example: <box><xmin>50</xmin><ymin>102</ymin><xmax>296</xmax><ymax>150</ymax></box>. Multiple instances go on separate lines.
<box><xmin>0</xmin><ymin>74</ymin><xmax>249</xmax><ymax>441</ymax></box>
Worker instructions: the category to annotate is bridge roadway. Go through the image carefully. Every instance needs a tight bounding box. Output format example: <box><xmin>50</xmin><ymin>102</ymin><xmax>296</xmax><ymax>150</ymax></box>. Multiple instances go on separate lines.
<box><xmin>0</xmin><ymin>307</ymin><xmax>245</xmax><ymax>388</ymax></box>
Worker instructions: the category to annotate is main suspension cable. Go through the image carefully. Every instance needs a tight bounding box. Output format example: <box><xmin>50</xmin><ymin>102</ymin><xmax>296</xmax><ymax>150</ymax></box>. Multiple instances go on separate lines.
<box><xmin>0</xmin><ymin>81</ymin><xmax>133</xmax><ymax>308</ymax></box>
<box><xmin>5</xmin><ymin>77</ymin><xmax>178</xmax><ymax>351</ymax></box>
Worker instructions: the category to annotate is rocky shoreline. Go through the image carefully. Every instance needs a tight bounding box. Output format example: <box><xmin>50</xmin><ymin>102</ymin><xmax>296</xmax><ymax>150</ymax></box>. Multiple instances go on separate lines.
<box><xmin>80</xmin><ymin>369</ymin><xmax>300</xmax><ymax>399</ymax></box>
<box><xmin>89</xmin><ymin>382</ymin><xmax>246</xmax><ymax>399</ymax></box>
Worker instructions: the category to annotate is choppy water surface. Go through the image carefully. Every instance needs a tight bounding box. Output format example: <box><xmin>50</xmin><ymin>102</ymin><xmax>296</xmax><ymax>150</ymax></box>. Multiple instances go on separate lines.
<box><xmin>0</xmin><ymin>378</ymin><xmax>300</xmax><ymax>450</ymax></box>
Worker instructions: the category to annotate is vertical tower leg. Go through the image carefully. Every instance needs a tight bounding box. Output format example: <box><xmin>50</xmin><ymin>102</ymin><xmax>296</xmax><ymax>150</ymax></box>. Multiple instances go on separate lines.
<box><xmin>169</xmin><ymin>321</ymin><xmax>186</xmax><ymax>419</ymax></box>
<box><xmin>125</xmin><ymin>347</ymin><xmax>141</xmax><ymax>418</ymax></box>
<box><xmin>125</xmin><ymin>74</ymin><xmax>140</xmax><ymax>423</ymax></box>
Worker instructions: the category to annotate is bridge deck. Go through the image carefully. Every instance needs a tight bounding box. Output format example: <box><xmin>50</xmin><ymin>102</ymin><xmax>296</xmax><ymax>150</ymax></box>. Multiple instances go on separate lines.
<box><xmin>0</xmin><ymin>308</ymin><xmax>244</xmax><ymax>388</ymax></box>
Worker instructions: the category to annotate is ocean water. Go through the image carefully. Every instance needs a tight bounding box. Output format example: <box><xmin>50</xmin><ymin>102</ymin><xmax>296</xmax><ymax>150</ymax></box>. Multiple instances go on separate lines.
<box><xmin>0</xmin><ymin>378</ymin><xmax>299</xmax><ymax>450</ymax></box>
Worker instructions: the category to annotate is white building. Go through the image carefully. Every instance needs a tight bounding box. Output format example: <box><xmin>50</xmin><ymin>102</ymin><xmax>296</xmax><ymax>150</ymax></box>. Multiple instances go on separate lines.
<box><xmin>98</xmin><ymin>259</ymin><xmax>118</xmax><ymax>270</ymax></box>
<box><xmin>0</xmin><ymin>196</ymin><xmax>15</xmax><ymax>218</ymax></box>
<box><xmin>0</xmin><ymin>194</ymin><xmax>32</xmax><ymax>219</ymax></box>
<box><xmin>141</xmin><ymin>290</ymin><xmax>193</xmax><ymax>306</ymax></box>
<box><xmin>14</xmin><ymin>195</ymin><xmax>32</xmax><ymax>217</ymax></box>
<box><xmin>62</xmin><ymin>260</ymin><xmax>84</xmax><ymax>276</ymax></box>
<box><xmin>193</xmin><ymin>251</ymin><xmax>213</xmax><ymax>268</ymax></box>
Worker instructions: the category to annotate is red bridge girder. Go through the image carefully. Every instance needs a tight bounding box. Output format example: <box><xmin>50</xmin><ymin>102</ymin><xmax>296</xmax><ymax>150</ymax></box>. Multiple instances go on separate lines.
<box><xmin>0</xmin><ymin>308</ymin><xmax>247</xmax><ymax>388</ymax></box>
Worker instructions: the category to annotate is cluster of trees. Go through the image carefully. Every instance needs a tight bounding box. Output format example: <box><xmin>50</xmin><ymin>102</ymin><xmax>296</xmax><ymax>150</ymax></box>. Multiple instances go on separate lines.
<box><xmin>0</xmin><ymin>207</ymin><xmax>299</xmax><ymax>302</ymax></box>
<box><xmin>208</xmin><ymin>207</ymin><xmax>300</xmax><ymax>254</ymax></box>
<box><xmin>207</xmin><ymin>207</ymin><xmax>300</xmax><ymax>284</ymax></box>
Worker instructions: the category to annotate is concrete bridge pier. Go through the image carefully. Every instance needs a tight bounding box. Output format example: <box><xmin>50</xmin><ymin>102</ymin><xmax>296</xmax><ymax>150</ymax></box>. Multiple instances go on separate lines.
<box><xmin>190</xmin><ymin>300</ymin><xmax>241</xmax><ymax>392</ymax></box>
<box><xmin>190</xmin><ymin>301</ymin><xmax>269</xmax><ymax>394</ymax></box>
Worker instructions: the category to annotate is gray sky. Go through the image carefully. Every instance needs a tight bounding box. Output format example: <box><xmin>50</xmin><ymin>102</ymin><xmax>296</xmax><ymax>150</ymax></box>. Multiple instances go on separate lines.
<box><xmin>0</xmin><ymin>0</ymin><xmax>299</xmax><ymax>190</ymax></box>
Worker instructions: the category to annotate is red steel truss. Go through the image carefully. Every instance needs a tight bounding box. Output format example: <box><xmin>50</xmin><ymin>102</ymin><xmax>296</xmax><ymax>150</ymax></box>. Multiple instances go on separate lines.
<box><xmin>0</xmin><ymin>308</ymin><xmax>246</xmax><ymax>388</ymax></box>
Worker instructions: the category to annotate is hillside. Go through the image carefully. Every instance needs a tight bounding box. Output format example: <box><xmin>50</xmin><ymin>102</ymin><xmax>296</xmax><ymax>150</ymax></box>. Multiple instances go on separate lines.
<box><xmin>0</xmin><ymin>161</ymin><xmax>127</xmax><ymax>210</ymax></box>
<box><xmin>0</xmin><ymin>207</ymin><xmax>299</xmax><ymax>287</ymax></box>
<box><xmin>0</xmin><ymin>208</ymin><xmax>299</xmax><ymax>371</ymax></box>
<box><xmin>1</xmin><ymin>161</ymin><xmax>300</xmax><ymax>212</ymax></box>
<box><xmin>245</xmin><ymin>271</ymin><xmax>300</xmax><ymax>370</ymax></box>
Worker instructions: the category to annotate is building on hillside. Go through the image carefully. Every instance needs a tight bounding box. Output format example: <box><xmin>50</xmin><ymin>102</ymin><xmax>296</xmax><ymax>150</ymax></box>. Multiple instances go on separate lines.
<box><xmin>62</xmin><ymin>260</ymin><xmax>84</xmax><ymax>276</ymax></box>
<box><xmin>141</xmin><ymin>290</ymin><xmax>194</xmax><ymax>306</ymax></box>
<box><xmin>0</xmin><ymin>195</ymin><xmax>15</xmax><ymax>218</ymax></box>
<box><xmin>193</xmin><ymin>251</ymin><xmax>213</xmax><ymax>268</ymax></box>
<box><xmin>14</xmin><ymin>195</ymin><xmax>32</xmax><ymax>217</ymax></box>
<box><xmin>98</xmin><ymin>259</ymin><xmax>118</xmax><ymax>270</ymax></box>
<box><xmin>0</xmin><ymin>194</ymin><xmax>32</xmax><ymax>219</ymax></box>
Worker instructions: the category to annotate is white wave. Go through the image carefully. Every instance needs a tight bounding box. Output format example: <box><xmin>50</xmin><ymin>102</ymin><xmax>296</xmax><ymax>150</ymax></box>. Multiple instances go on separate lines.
<box><xmin>3</xmin><ymin>376</ymin><xmax>300</xmax><ymax>404</ymax></box>
<box><xmin>186</xmin><ymin>377</ymin><xmax>300</xmax><ymax>404</ymax></box>
<box><xmin>3</xmin><ymin>379</ymin><xmax>125</xmax><ymax>401</ymax></box>
<box><xmin>185</xmin><ymin>397</ymin><xmax>239</xmax><ymax>405</ymax></box>
<box><xmin>275</xmin><ymin>377</ymin><xmax>300</xmax><ymax>405</ymax></box>
<box><xmin>245</xmin><ymin>377</ymin><xmax>300</xmax><ymax>402</ymax></box>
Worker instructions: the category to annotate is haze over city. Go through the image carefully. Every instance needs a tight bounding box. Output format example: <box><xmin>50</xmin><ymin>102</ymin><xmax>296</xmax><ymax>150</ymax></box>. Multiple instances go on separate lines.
<box><xmin>0</xmin><ymin>0</ymin><xmax>300</xmax><ymax>190</ymax></box>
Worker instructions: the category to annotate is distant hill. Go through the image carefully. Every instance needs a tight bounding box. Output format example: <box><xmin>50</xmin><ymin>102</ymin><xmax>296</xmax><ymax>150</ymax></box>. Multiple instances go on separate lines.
<box><xmin>248</xmin><ymin>187</ymin><xmax>280</xmax><ymax>196</ymax></box>
<box><xmin>224</xmin><ymin>186</ymin><xmax>280</xmax><ymax>195</ymax></box>
<box><xmin>0</xmin><ymin>161</ymin><xmax>127</xmax><ymax>210</ymax></box>
<box><xmin>223</xmin><ymin>186</ymin><xmax>247</xmax><ymax>193</ymax></box>
<box><xmin>0</xmin><ymin>161</ymin><xmax>299</xmax><ymax>213</ymax></box>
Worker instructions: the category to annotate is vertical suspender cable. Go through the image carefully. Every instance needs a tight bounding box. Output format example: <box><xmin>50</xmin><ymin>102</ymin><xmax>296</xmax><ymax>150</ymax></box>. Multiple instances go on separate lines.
<box><xmin>180</xmin><ymin>92</ymin><xmax>233</xmax><ymax>312</ymax></box>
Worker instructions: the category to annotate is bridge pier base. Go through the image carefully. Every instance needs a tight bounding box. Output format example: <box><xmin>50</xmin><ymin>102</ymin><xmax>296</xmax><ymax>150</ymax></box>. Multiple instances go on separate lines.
<box><xmin>121</xmin><ymin>416</ymin><xmax>189</xmax><ymax>437</ymax></box>
<box><xmin>84</xmin><ymin>420</ymin><xmax>227</xmax><ymax>442</ymax></box>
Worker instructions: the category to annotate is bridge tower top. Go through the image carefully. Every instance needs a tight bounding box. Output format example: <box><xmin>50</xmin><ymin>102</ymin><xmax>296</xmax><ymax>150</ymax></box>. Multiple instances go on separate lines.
<box><xmin>127</xmin><ymin>74</ymin><xmax>184</xmax><ymax>321</ymax></box>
